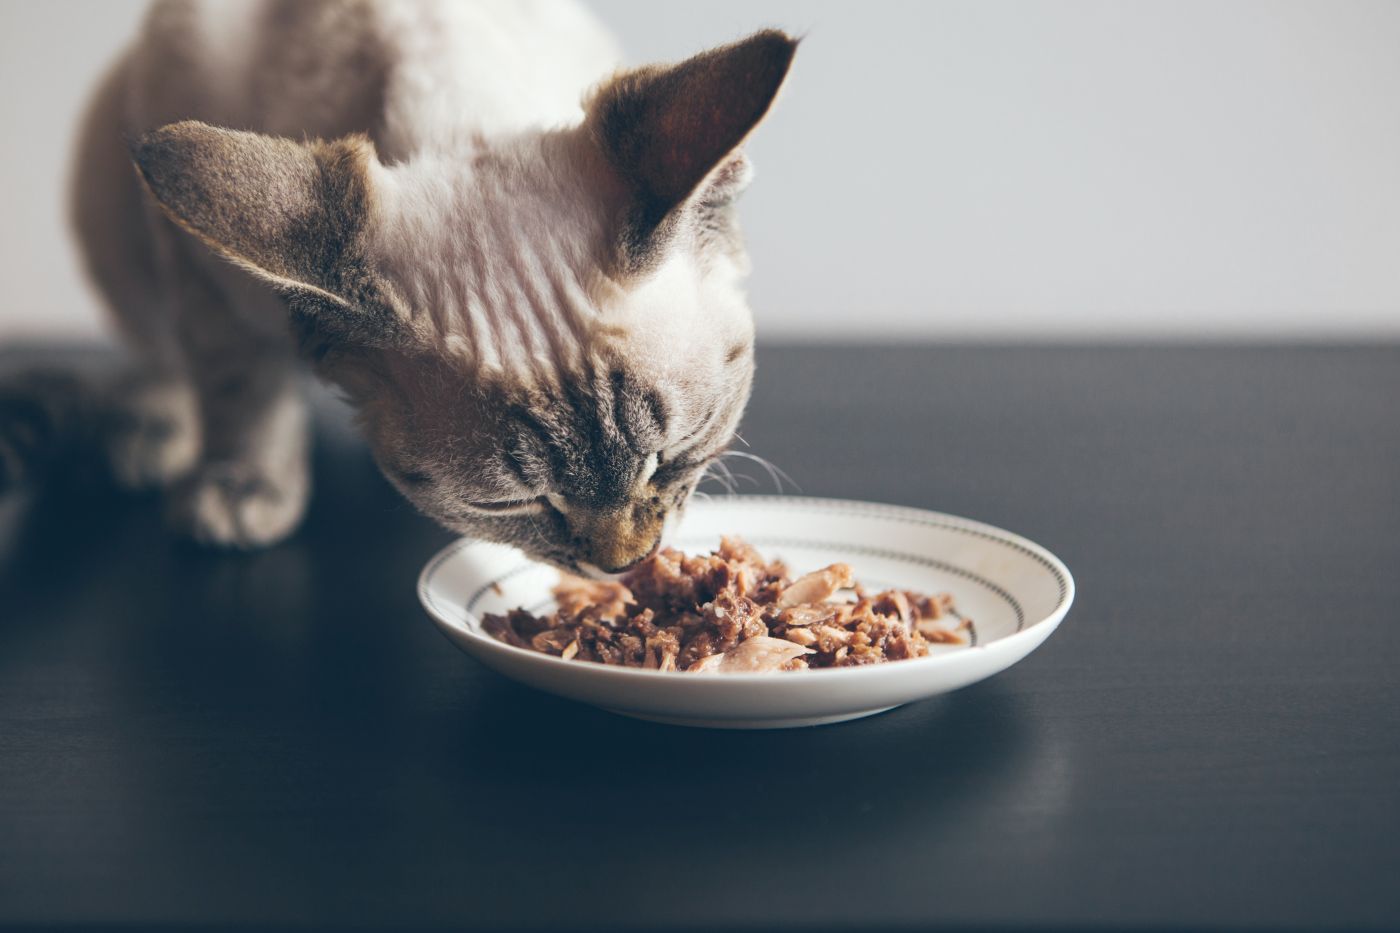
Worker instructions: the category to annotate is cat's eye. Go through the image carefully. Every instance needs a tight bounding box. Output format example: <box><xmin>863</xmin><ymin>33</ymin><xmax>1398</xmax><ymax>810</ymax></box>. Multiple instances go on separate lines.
<box><xmin>464</xmin><ymin>496</ymin><xmax>547</xmax><ymax>515</ymax></box>
<box><xmin>391</xmin><ymin>467</ymin><xmax>434</xmax><ymax>487</ymax></box>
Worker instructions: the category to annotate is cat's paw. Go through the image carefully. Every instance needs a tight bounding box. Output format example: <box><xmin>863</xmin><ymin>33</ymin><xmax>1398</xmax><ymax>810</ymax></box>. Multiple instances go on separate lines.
<box><xmin>105</xmin><ymin>384</ymin><xmax>199</xmax><ymax>490</ymax></box>
<box><xmin>166</xmin><ymin>462</ymin><xmax>308</xmax><ymax>548</ymax></box>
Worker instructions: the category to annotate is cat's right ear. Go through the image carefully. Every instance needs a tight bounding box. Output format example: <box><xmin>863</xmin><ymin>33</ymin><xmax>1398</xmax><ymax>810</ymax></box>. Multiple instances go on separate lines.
<box><xmin>130</xmin><ymin>121</ymin><xmax>407</xmax><ymax>352</ymax></box>
<box><xmin>585</xmin><ymin>29</ymin><xmax>798</xmax><ymax>275</ymax></box>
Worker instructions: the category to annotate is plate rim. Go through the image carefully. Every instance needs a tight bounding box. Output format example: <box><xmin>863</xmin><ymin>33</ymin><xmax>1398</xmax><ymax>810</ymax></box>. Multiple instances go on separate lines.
<box><xmin>417</xmin><ymin>495</ymin><xmax>1075</xmax><ymax>684</ymax></box>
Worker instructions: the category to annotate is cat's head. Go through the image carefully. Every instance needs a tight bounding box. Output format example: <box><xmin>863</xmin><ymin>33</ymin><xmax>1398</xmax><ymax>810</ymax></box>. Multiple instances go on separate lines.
<box><xmin>132</xmin><ymin>30</ymin><xmax>795</xmax><ymax>572</ymax></box>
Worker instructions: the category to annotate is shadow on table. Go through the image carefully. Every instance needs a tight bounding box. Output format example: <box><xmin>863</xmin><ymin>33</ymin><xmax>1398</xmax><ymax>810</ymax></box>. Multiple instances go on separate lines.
<box><xmin>419</xmin><ymin>670</ymin><xmax>1071</xmax><ymax>853</ymax></box>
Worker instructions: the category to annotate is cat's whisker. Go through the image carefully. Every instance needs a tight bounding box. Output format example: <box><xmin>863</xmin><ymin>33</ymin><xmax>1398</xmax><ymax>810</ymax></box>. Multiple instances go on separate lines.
<box><xmin>519</xmin><ymin>504</ymin><xmax>553</xmax><ymax>553</ymax></box>
<box><xmin>719</xmin><ymin>462</ymin><xmax>759</xmax><ymax>489</ymax></box>
<box><xmin>720</xmin><ymin>450</ymin><xmax>799</xmax><ymax>494</ymax></box>
<box><xmin>711</xmin><ymin>458</ymin><xmax>742</xmax><ymax>496</ymax></box>
<box><xmin>694</xmin><ymin>464</ymin><xmax>716</xmax><ymax>494</ymax></box>
<box><xmin>698</xmin><ymin>461</ymin><xmax>736</xmax><ymax>497</ymax></box>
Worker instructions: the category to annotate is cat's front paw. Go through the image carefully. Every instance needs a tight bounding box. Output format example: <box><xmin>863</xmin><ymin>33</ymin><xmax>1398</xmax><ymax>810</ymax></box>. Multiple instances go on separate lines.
<box><xmin>167</xmin><ymin>461</ymin><xmax>308</xmax><ymax>548</ymax></box>
<box><xmin>106</xmin><ymin>405</ymin><xmax>199</xmax><ymax>491</ymax></box>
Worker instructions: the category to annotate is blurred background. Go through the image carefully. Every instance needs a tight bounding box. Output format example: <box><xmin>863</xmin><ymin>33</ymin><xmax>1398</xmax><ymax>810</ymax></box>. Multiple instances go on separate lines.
<box><xmin>1</xmin><ymin>0</ymin><xmax>1397</xmax><ymax>342</ymax></box>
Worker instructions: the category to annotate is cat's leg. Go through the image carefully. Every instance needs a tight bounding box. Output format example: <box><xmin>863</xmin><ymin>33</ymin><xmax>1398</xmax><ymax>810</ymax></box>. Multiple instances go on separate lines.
<box><xmin>104</xmin><ymin>370</ymin><xmax>201</xmax><ymax>491</ymax></box>
<box><xmin>165</xmin><ymin>269</ymin><xmax>311</xmax><ymax>549</ymax></box>
<box><xmin>71</xmin><ymin>53</ymin><xmax>203</xmax><ymax>492</ymax></box>
<box><xmin>169</xmin><ymin>380</ymin><xmax>309</xmax><ymax>548</ymax></box>
<box><xmin>171</xmin><ymin>356</ymin><xmax>310</xmax><ymax>548</ymax></box>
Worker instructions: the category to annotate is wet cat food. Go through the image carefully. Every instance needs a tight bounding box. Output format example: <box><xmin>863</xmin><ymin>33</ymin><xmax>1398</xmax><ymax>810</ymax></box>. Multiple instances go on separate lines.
<box><xmin>482</xmin><ymin>537</ymin><xmax>967</xmax><ymax>673</ymax></box>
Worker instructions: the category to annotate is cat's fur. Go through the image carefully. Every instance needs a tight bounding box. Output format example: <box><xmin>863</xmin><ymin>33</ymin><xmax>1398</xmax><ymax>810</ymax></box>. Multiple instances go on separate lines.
<box><xmin>53</xmin><ymin>0</ymin><xmax>794</xmax><ymax>572</ymax></box>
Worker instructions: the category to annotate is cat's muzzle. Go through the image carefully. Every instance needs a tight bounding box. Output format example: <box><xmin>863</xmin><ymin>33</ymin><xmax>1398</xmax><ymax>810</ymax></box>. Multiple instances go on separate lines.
<box><xmin>563</xmin><ymin>501</ymin><xmax>666</xmax><ymax>574</ymax></box>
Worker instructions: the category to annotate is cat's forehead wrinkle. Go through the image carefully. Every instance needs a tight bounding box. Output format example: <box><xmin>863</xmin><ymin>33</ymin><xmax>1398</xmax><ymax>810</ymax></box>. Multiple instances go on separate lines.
<box><xmin>369</xmin><ymin>134</ymin><xmax>616</xmax><ymax>376</ymax></box>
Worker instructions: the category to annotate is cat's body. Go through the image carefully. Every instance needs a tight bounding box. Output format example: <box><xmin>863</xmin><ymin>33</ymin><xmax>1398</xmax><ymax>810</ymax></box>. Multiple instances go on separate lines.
<box><xmin>56</xmin><ymin>0</ymin><xmax>794</xmax><ymax>571</ymax></box>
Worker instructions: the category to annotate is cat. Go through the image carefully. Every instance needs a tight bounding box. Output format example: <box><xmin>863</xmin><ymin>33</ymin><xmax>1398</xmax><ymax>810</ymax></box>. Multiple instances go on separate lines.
<box><xmin>19</xmin><ymin>0</ymin><xmax>797</xmax><ymax>573</ymax></box>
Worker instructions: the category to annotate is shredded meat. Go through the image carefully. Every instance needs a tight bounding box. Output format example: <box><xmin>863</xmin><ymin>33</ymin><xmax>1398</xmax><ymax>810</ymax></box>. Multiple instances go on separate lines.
<box><xmin>482</xmin><ymin>537</ymin><xmax>966</xmax><ymax>673</ymax></box>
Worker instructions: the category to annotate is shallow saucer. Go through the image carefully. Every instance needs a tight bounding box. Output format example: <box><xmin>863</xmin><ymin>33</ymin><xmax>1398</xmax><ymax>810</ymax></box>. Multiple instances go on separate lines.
<box><xmin>418</xmin><ymin>496</ymin><xmax>1074</xmax><ymax>729</ymax></box>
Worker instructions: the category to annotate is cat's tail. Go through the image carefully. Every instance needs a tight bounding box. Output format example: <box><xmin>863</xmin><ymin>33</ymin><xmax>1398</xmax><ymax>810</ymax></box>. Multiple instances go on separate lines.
<box><xmin>0</xmin><ymin>369</ymin><xmax>102</xmax><ymax>494</ymax></box>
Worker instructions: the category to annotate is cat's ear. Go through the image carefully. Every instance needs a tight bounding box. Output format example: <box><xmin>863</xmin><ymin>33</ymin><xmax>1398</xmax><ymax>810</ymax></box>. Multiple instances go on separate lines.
<box><xmin>585</xmin><ymin>29</ymin><xmax>797</xmax><ymax>272</ymax></box>
<box><xmin>130</xmin><ymin>121</ymin><xmax>406</xmax><ymax>351</ymax></box>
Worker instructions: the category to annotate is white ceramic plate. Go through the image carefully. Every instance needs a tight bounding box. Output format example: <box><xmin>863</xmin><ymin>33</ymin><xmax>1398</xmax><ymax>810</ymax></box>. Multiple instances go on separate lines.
<box><xmin>418</xmin><ymin>497</ymin><xmax>1074</xmax><ymax>729</ymax></box>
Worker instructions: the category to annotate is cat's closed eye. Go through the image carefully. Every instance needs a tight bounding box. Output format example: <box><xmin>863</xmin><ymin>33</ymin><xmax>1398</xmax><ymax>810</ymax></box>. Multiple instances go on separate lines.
<box><xmin>391</xmin><ymin>467</ymin><xmax>435</xmax><ymax>488</ymax></box>
<box><xmin>465</xmin><ymin>497</ymin><xmax>547</xmax><ymax>515</ymax></box>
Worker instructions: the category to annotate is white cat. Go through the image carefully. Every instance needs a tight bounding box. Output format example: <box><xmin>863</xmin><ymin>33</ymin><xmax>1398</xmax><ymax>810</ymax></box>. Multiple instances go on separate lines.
<box><xmin>48</xmin><ymin>0</ymin><xmax>795</xmax><ymax>571</ymax></box>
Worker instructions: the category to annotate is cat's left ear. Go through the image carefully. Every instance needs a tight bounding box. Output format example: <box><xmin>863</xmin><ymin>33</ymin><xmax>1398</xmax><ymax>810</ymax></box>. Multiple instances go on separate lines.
<box><xmin>130</xmin><ymin>121</ymin><xmax>407</xmax><ymax>352</ymax></box>
<box><xmin>585</xmin><ymin>29</ymin><xmax>798</xmax><ymax>273</ymax></box>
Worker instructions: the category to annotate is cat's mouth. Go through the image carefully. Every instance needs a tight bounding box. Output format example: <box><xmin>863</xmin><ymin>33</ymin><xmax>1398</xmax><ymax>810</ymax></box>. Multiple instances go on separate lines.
<box><xmin>429</xmin><ymin>509</ymin><xmax>662</xmax><ymax>579</ymax></box>
<box><xmin>573</xmin><ymin>561</ymin><xmax>631</xmax><ymax>583</ymax></box>
<box><xmin>574</xmin><ymin>532</ymin><xmax>666</xmax><ymax>579</ymax></box>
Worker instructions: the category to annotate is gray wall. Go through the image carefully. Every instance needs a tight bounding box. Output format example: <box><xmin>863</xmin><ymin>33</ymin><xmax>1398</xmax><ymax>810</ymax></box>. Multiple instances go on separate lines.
<box><xmin>3</xmin><ymin>0</ymin><xmax>1398</xmax><ymax>341</ymax></box>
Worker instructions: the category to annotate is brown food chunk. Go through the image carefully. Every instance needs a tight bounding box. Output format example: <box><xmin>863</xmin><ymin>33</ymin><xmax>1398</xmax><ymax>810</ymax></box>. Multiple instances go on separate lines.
<box><xmin>552</xmin><ymin>575</ymin><xmax>633</xmax><ymax>621</ymax></box>
<box><xmin>480</xmin><ymin>538</ymin><xmax>964</xmax><ymax>672</ymax></box>
<box><xmin>776</xmin><ymin>563</ymin><xmax>855</xmax><ymax>607</ymax></box>
<box><xmin>689</xmin><ymin>636</ymin><xmax>813</xmax><ymax>673</ymax></box>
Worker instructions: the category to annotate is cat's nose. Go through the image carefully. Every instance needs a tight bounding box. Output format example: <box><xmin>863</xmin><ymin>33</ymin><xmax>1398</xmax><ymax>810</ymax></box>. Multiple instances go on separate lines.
<box><xmin>583</xmin><ymin>527</ymin><xmax>662</xmax><ymax>574</ymax></box>
<box><xmin>609</xmin><ymin>537</ymin><xmax>663</xmax><ymax>573</ymax></box>
<box><xmin>564</xmin><ymin>502</ymin><xmax>665</xmax><ymax>574</ymax></box>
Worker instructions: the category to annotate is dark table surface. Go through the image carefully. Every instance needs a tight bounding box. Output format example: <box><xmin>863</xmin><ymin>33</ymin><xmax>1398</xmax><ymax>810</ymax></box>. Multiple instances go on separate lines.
<box><xmin>1</xmin><ymin>344</ymin><xmax>1398</xmax><ymax>932</ymax></box>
